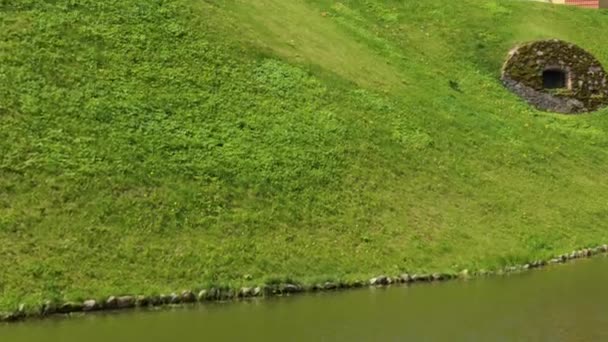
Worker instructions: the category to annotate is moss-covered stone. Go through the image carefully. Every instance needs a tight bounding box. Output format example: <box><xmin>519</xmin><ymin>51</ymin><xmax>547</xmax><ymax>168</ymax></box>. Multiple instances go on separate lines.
<box><xmin>502</xmin><ymin>39</ymin><xmax>608</xmax><ymax>113</ymax></box>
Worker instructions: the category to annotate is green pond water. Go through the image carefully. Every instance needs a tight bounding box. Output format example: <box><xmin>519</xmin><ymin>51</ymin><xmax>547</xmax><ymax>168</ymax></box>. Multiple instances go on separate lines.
<box><xmin>2</xmin><ymin>257</ymin><xmax>608</xmax><ymax>341</ymax></box>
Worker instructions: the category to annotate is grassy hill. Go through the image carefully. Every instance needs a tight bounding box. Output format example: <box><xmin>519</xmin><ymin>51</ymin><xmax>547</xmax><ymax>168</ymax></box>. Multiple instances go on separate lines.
<box><xmin>2</xmin><ymin>0</ymin><xmax>608</xmax><ymax>310</ymax></box>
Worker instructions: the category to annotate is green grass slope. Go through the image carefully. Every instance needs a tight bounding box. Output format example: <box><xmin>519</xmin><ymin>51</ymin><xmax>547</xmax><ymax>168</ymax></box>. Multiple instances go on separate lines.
<box><xmin>2</xmin><ymin>0</ymin><xmax>608</xmax><ymax>310</ymax></box>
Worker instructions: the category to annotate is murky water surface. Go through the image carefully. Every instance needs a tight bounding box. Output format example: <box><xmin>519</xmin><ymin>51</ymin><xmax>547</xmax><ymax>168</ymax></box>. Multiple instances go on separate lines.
<box><xmin>2</xmin><ymin>257</ymin><xmax>608</xmax><ymax>341</ymax></box>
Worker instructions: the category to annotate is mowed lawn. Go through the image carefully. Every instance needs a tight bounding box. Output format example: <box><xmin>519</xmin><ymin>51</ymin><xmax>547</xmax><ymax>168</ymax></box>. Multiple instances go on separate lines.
<box><xmin>1</xmin><ymin>0</ymin><xmax>608</xmax><ymax>311</ymax></box>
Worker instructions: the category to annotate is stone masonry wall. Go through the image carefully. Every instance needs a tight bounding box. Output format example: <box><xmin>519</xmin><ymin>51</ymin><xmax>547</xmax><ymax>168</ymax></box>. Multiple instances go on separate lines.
<box><xmin>501</xmin><ymin>39</ymin><xmax>608</xmax><ymax>114</ymax></box>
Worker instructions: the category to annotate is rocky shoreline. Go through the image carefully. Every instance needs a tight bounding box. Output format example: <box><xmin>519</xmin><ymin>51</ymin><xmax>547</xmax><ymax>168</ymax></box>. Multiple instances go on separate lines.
<box><xmin>2</xmin><ymin>244</ymin><xmax>607</xmax><ymax>324</ymax></box>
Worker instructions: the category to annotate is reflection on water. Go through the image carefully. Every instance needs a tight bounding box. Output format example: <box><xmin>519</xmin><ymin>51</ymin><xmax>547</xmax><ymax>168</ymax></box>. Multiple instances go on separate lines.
<box><xmin>2</xmin><ymin>257</ymin><xmax>608</xmax><ymax>341</ymax></box>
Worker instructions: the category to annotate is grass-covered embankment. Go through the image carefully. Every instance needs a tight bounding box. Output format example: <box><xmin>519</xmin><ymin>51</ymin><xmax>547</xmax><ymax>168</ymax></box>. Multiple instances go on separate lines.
<box><xmin>2</xmin><ymin>0</ymin><xmax>608</xmax><ymax>312</ymax></box>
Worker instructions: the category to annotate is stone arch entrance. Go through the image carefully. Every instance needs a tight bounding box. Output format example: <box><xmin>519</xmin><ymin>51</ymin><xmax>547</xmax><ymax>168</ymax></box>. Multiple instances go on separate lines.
<box><xmin>501</xmin><ymin>39</ymin><xmax>608</xmax><ymax>114</ymax></box>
